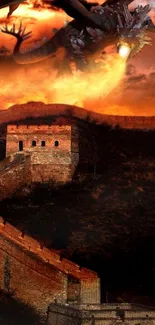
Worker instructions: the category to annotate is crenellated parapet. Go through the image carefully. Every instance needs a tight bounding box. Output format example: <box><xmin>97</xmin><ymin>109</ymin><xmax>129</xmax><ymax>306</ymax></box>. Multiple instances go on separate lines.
<box><xmin>0</xmin><ymin>216</ymin><xmax>98</xmax><ymax>280</ymax></box>
<box><xmin>2</xmin><ymin>123</ymin><xmax>79</xmax><ymax>187</ymax></box>
<box><xmin>7</xmin><ymin>125</ymin><xmax>73</xmax><ymax>134</ymax></box>
<box><xmin>0</xmin><ymin>216</ymin><xmax>100</xmax><ymax>315</ymax></box>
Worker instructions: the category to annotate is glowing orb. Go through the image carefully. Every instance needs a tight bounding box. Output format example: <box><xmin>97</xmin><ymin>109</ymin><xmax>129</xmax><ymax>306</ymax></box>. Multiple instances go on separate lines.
<box><xmin>118</xmin><ymin>43</ymin><xmax>131</xmax><ymax>59</ymax></box>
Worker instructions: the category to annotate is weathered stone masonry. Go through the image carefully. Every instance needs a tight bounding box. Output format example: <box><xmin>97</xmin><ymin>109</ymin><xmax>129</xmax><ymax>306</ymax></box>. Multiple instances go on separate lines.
<box><xmin>0</xmin><ymin>124</ymin><xmax>79</xmax><ymax>200</ymax></box>
<box><xmin>47</xmin><ymin>302</ymin><xmax>155</xmax><ymax>325</ymax></box>
<box><xmin>0</xmin><ymin>217</ymin><xmax>100</xmax><ymax>317</ymax></box>
<box><xmin>6</xmin><ymin>124</ymin><xmax>79</xmax><ymax>183</ymax></box>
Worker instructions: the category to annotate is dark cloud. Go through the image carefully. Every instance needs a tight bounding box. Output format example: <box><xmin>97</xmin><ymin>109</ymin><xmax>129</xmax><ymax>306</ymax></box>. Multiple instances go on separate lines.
<box><xmin>149</xmin><ymin>71</ymin><xmax>155</xmax><ymax>78</ymax></box>
<box><xmin>127</xmin><ymin>74</ymin><xmax>147</xmax><ymax>85</ymax></box>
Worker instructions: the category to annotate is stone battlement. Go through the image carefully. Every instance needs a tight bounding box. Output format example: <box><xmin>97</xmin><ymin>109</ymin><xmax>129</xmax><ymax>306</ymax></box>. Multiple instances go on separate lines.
<box><xmin>0</xmin><ymin>123</ymin><xmax>79</xmax><ymax>199</ymax></box>
<box><xmin>7</xmin><ymin>124</ymin><xmax>73</xmax><ymax>134</ymax></box>
<box><xmin>6</xmin><ymin>116</ymin><xmax>155</xmax><ymax>130</ymax></box>
<box><xmin>0</xmin><ymin>217</ymin><xmax>98</xmax><ymax>280</ymax></box>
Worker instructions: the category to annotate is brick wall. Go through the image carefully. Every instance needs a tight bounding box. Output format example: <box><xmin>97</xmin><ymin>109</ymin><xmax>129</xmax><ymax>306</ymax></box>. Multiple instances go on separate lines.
<box><xmin>0</xmin><ymin>221</ymin><xmax>67</xmax><ymax>317</ymax></box>
<box><xmin>47</xmin><ymin>303</ymin><xmax>155</xmax><ymax>325</ymax></box>
<box><xmin>6</xmin><ymin>125</ymin><xmax>77</xmax><ymax>157</ymax></box>
<box><xmin>0</xmin><ymin>218</ymin><xmax>100</xmax><ymax>317</ymax></box>
<box><xmin>30</xmin><ymin>151</ymin><xmax>72</xmax><ymax>165</ymax></box>
<box><xmin>47</xmin><ymin>303</ymin><xmax>83</xmax><ymax>325</ymax></box>
<box><xmin>0</xmin><ymin>241</ymin><xmax>67</xmax><ymax>317</ymax></box>
<box><xmin>80</xmin><ymin>277</ymin><xmax>101</xmax><ymax>304</ymax></box>
<box><xmin>30</xmin><ymin>164</ymin><xmax>73</xmax><ymax>183</ymax></box>
<box><xmin>81</xmin><ymin>304</ymin><xmax>155</xmax><ymax>325</ymax></box>
<box><xmin>2</xmin><ymin>102</ymin><xmax>155</xmax><ymax>130</ymax></box>
<box><xmin>5</xmin><ymin>124</ymin><xmax>79</xmax><ymax>185</ymax></box>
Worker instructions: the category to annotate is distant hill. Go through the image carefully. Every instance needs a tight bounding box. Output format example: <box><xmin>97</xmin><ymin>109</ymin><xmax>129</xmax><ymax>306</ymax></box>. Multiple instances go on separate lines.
<box><xmin>0</xmin><ymin>102</ymin><xmax>104</xmax><ymax>125</ymax></box>
<box><xmin>1</xmin><ymin>101</ymin><xmax>155</xmax><ymax>129</ymax></box>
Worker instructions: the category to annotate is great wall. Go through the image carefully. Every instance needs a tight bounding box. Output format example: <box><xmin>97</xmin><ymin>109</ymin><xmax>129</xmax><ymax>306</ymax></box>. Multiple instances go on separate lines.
<box><xmin>1</xmin><ymin>102</ymin><xmax>155</xmax><ymax>129</ymax></box>
<box><xmin>47</xmin><ymin>302</ymin><xmax>155</xmax><ymax>325</ymax></box>
<box><xmin>0</xmin><ymin>124</ymin><xmax>79</xmax><ymax>201</ymax></box>
<box><xmin>0</xmin><ymin>216</ymin><xmax>100</xmax><ymax>316</ymax></box>
<box><xmin>0</xmin><ymin>104</ymin><xmax>155</xmax><ymax>323</ymax></box>
<box><xmin>0</xmin><ymin>217</ymin><xmax>155</xmax><ymax>325</ymax></box>
<box><xmin>1</xmin><ymin>111</ymin><xmax>155</xmax><ymax>200</ymax></box>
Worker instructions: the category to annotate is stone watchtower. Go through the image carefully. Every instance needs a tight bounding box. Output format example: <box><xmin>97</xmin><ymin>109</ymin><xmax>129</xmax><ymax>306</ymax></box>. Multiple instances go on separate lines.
<box><xmin>6</xmin><ymin>124</ymin><xmax>79</xmax><ymax>184</ymax></box>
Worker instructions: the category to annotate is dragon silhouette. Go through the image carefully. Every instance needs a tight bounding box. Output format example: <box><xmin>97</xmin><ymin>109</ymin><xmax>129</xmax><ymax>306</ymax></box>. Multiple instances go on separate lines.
<box><xmin>0</xmin><ymin>0</ymin><xmax>155</xmax><ymax>74</ymax></box>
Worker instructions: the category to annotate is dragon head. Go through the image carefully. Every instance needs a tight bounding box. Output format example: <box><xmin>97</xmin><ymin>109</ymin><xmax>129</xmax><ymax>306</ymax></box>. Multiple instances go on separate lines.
<box><xmin>116</xmin><ymin>4</ymin><xmax>152</xmax><ymax>60</ymax></box>
<box><xmin>117</xmin><ymin>32</ymin><xmax>152</xmax><ymax>60</ymax></box>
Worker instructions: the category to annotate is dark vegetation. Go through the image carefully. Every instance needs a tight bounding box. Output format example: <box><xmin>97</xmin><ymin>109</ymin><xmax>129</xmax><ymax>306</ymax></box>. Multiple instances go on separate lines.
<box><xmin>0</xmin><ymin>114</ymin><xmax>155</xmax><ymax>305</ymax></box>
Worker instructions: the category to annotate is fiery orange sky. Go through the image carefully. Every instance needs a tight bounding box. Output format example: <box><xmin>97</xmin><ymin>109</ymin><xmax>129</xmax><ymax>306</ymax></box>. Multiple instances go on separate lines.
<box><xmin>0</xmin><ymin>0</ymin><xmax>155</xmax><ymax>116</ymax></box>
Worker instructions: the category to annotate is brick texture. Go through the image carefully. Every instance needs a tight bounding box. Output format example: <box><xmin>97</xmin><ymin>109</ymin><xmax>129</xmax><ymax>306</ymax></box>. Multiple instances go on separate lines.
<box><xmin>2</xmin><ymin>102</ymin><xmax>155</xmax><ymax>130</ymax></box>
<box><xmin>0</xmin><ymin>218</ymin><xmax>100</xmax><ymax>316</ymax></box>
<box><xmin>47</xmin><ymin>303</ymin><xmax>155</xmax><ymax>325</ymax></box>
<box><xmin>0</xmin><ymin>124</ymin><xmax>79</xmax><ymax>200</ymax></box>
<box><xmin>80</xmin><ymin>277</ymin><xmax>101</xmax><ymax>304</ymax></box>
<box><xmin>5</xmin><ymin>124</ymin><xmax>79</xmax><ymax>184</ymax></box>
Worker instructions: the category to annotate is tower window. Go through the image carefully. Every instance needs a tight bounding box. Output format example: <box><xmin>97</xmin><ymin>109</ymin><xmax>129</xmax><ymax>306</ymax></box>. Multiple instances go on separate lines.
<box><xmin>19</xmin><ymin>140</ymin><xmax>23</xmax><ymax>151</ymax></box>
<box><xmin>32</xmin><ymin>140</ymin><xmax>36</xmax><ymax>147</ymax></box>
<box><xmin>41</xmin><ymin>141</ymin><xmax>46</xmax><ymax>147</ymax></box>
<box><xmin>55</xmin><ymin>141</ymin><xmax>59</xmax><ymax>147</ymax></box>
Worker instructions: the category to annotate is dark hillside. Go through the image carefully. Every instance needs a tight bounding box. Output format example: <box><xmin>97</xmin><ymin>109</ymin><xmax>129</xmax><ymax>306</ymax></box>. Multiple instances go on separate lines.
<box><xmin>0</xmin><ymin>116</ymin><xmax>155</xmax><ymax>305</ymax></box>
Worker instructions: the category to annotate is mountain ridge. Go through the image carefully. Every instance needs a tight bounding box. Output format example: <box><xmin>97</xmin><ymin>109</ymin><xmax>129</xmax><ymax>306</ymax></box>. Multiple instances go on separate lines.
<box><xmin>1</xmin><ymin>102</ymin><xmax>155</xmax><ymax>128</ymax></box>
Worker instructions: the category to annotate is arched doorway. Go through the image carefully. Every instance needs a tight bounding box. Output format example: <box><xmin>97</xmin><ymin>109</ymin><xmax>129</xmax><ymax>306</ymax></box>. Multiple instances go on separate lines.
<box><xmin>19</xmin><ymin>141</ymin><xmax>23</xmax><ymax>151</ymax></box>
<box><xmin>55</xmin><ymin>141</ymin><xmax>59</xmax><ymax>147</ymax></box>
<box><xmin>41</xmin><ymin>141</ymin><xmax>46</xmax><ymax>147</ymax></box>
<box><xmin>32</xmin><ymin>140</ymin><xmax>37</xmax><ymax>147</ymax></box>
